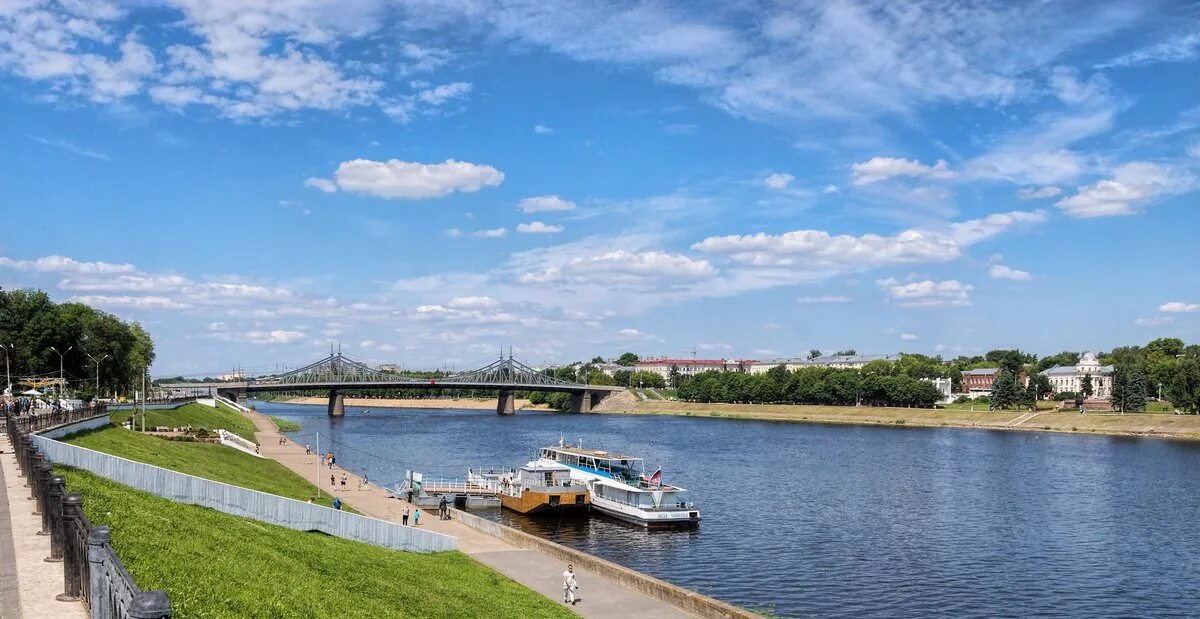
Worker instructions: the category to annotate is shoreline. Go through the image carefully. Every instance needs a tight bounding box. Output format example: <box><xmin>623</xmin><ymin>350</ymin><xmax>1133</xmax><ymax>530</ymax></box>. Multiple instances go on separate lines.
<box><xmin>602</xmin><ymin>400</ymin><xmax>1200</xmax><ymax>441</ymax></box>
<box><xmin>267</xmin><ymin>396</ymin><xmax>543</xmax><ymax>410</ymax></box>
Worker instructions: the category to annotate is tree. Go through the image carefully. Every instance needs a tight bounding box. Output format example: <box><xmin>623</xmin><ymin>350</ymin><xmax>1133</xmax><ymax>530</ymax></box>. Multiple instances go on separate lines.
<box><xmin>985</xmin><ymin>349</ymin><xmax>1032</xmax><ymax>374</ymax></box>
<box><xmin>1167</xmin><ymin>358</ymin><xmax>1200</xmax><ymax>413</ymax></box>
<box><xmin>990</xmin><ymin>369</ymin><xmax>1019</xmax><ymax>410</ymax></box>
<box><xmin>616</xmin><ymin>352</ymin><xmax>639</xmax><ymax>366</ymax></box>
<box><xmin>1111</xmin><ymin>367</ymin><xmax>1148</xmax><ymax>413</ymax></box>
<box><xmin>629</xmin><ymin>371</ymin><xmax>665</xmax><ymax>389</ymax></box>
<box><xmin>1036</xmin><ymin>351</ymin><xmax>1081</xmax><ymax>372</ymax></box>
<box><xmin>1145</xmin><ymin>337</ymin><xmax>1185</xmax><ymax>358</ymax></box>
<box><xmin>612</xmin><ymin>369</ymin><xmax>632</xmax><ymax>387</ymax></box>
<box><xmin>808</xmin><ymin>349</ymin><xmax>822</xmax><ymax>360</ymax></box>
<box><xmin>1081</xmin><ymin>373</ymin><xmax>1094</xmax><ymax>399</ymax></box>
<box><xmin>590</xmin><ymin>356</ymin><xmax>605</xmax><ymax>364</ymax></box>
<box><xmin>668</xmin><ymin>365</ymin><xmax>681</xmax><ymax>388</ymax></box>
<box><xmin>1028</xmin><ymin>373</ymin><xmax>1052</xmax><ymax>400</ymax></box>
<box><xmin>834</xmin><ymin>349</ymin><xmax>857</xmax><ymax>356</ymax></box>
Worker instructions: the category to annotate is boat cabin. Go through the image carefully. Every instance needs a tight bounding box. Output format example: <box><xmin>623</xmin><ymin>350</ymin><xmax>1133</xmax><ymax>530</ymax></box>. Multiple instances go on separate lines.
<box><xmin>541</xmin><ymin>446</ymin><xmax>647</xmax><ymax>484</ymax></box>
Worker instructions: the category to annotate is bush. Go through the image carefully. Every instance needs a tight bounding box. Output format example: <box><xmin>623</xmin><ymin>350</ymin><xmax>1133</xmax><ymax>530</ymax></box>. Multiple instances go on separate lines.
<box><xmin>1054</xmin><ymin>391</ymin><xmax>1079</xmax><ymax>401</ymax></box>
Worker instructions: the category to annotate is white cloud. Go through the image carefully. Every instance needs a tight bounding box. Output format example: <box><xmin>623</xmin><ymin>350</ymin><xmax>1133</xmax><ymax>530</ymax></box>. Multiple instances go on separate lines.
<box><xmin>694</xmin><ymin>229</ymin><xmax>958</xmax><ymax>270</ymax></box>
<box><xmin>851</xmin><ymin>157</ymin><xmax>954</xmax><ymax>185</ymax></box>
<box><xmin>447</xmin><ymin>296</ymin><xmax>497</xmax><ymax>309</ymax></box>
<box><xmin>445</xmin><ymin>228</ymin><xmax>462</xmax><ymax>238</ymax></box>
<box><xmin>899</xmin><ymin>333</ymin><xmax>919</xmax><ymax>341</ymax></box>
<box><xmin>945</xmin><ymin>210</ymin><xmax>1046</xmax><ymax>245</ymax></box>
<box><xmin>472</xmin><ymin>228</ymin><xmax>507</xmax><ymax>238</ymax></box>
<box><xmin>518</xmin><ymin>195</ymin><xmax>576</xmax><ymax>213</ymax></box>
<box><xmin>68</xmin><ymin>295</ymin><xmax>190</xmax><ymax>310</ymax></box>
<box><xmin>242</xmin><ymin>330</ymin><xmax>307</xmax><ymax>344</ymax></box>
<box><xmin>821</xmin><ymin>184</ymin><xmax>839</xmax><ymax>194</ymax></box>
<box><xmin>329</xmin><ymin>159</ymin><xmax>504</xmax><ymax>199</ymax></box>
<box><xmin>533</xmin><ymin>124</ymin><xmax>553</xmax><ymax>134</ymax></box>
<box><xmin>619</xmin><ymin>328</ymin><xmax>641</xmax><ymax>336</ymax></box>
<box><xmin>30</xmin><ymin>136</ymin><xmax>110</xmax><ymax>161</ymax></box>
<box><xmin>516</xmin><ymin>221</ymin><xmax>564</xmax><ymax>234</ymax></box>
<box><xmin>1097</xmin><ymin>32</ymin><xmax>1200</xmax><ymax>68</ymax></box>
<box><xmin>763</xmin><ymin>172</ymin><xmax>794</xmax><ymax>189</ymax></box>
<box><xmin>1135</xmin><ymin>316</ymin><xmax>1174</xmax><ymax>327</ymax></box>
<box><xmin>518</xmin><ymin>250</ymin><xmax>716</xmax><ymax>287</ymax></box>
<box><xmin>415</xmin><ymin>81</ymin><xmax>470</xmax><ymax>104</ymax></box>
<box><xmin>988</xmin><ymin>264</ymin><xmax>1032</xmax><ymax>281</ymax></box>
<box><xmin>304</xmin><ymin>177</ymin><xmax>337</xmax><ymax>193</ymax></box>
<box><xmin>1017</xmin><ymin>186</ymin><xmax>1062</xmax><ymax>200</ymax></box>
<box><xmin>0</xmin><ymin>255</ymin><xmax>135</xmax><ymax>275</ymax></box>
<box><xmin>1159</xmin><ymin>302</ymin><xmax>1200</xmax><ymax>313</ymax></box>
<box><xmin>877</xmin><ymin>278</ymin><xmax>973</xmax><ymax>308</ymax></box>
<box><xmin>796</xmin><ymin>295</ymin><xmax>852</xmax><ymax>304</ymax></box>
<box><xmin>207</xmin><ymin>321</ymin><xmax>227</xmax><ymax>331</ymax></box>
<box><xmin>1056</xmin><ymin>162</ymin><xmax>1190</xmax><ymax>218</ymax></box>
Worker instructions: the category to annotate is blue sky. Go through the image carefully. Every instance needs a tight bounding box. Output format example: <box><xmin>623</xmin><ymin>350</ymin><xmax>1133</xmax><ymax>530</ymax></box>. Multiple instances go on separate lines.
<box><xmin>1</xmin><ymin>0</ymin><xmax>1199</xmax><ymax>376</ymax></box>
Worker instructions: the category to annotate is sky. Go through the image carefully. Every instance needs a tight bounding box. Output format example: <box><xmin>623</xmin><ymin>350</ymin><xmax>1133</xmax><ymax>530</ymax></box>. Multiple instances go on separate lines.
<box><xmin>1</xmin><ymin>0</ymin><xmax>1199</xmax><ymax>377</ymax></box>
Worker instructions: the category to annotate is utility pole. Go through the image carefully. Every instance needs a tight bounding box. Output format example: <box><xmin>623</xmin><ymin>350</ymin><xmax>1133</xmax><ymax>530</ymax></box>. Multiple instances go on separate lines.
<box><xmin>1</xmin><ymin>343</ymin><xmax>12</xmax><ymax>396</ymax></box>
<box><xmin>87</xmin><ymin>353</ymin><xmax>109</xmax><ymax>401</ymax></box>
<box><xmin>50</xmin><ymin>345</ymin><xmax>73</xmax><ymax>401</ymax></box>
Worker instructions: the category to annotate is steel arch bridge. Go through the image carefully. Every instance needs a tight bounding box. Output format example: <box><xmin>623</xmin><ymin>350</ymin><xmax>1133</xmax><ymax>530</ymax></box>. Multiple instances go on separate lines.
<box><xmin>160</xmin><ymin>352</ymin><xmax>623</xmax><ymax>415</ymax></box>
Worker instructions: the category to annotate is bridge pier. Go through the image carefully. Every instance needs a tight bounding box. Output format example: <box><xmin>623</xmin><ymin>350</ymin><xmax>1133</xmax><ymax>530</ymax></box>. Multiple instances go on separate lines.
<box><xmin>328</xmin><ymin>389</ymin><xmax>345</xmax><ymax>417</ymax></box>
<box><xmin>216</xmin><ymin>388</ymin><xmax>246</xmax><ymax>406</ymax></box>
<box><xmin>496</xmin><ymin>390</ymin><xmax>515</xmax><ymax>415</ymax></box>
<box><xmin>569</xmin><ymin>390</ymin><xmax>593</xmax><ymax>413</ymax></box>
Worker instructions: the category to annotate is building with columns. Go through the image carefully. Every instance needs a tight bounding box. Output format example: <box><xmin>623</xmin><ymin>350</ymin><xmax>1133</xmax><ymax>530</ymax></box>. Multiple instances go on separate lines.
<box><xmin>1040</xmin><ymin>352</ymin><xmax>1115</xmax><ymax>399</ymax></box>
<box><xmin>634</xmin><ymin>358</ymin><xmax>754</xmax><ymax>382</ymax></box>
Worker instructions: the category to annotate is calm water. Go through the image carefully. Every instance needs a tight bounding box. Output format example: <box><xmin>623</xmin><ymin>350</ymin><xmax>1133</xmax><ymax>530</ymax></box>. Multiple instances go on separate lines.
<box><xmin>256</xmin><ymin>400</ymin><xmax>1200</xmax><ymax>618</ymax></box>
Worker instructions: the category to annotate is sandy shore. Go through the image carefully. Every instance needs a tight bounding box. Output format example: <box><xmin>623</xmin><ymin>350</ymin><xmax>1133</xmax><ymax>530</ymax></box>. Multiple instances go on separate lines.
<box><xmin>605</xmin><ymin>399</ymin><xmax>1200</xmax><ymax>441</ymax></box>
<box><xmin>277</xmin><ymin>396</ymin><xmax>541</xmax><ymax>410</ymax></box>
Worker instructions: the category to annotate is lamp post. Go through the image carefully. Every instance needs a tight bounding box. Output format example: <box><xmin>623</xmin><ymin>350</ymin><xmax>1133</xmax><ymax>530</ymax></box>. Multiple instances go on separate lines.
<box><xmin>1</xmin><ymin>343</ymin><xmax>12</xmax><ymax>396</ymax></box>
<box><xmin>86</xmin><ymin>353</ymin><xmax>109</xmax><ymax>402</ymax></box>
<box><xmin>50</xmin><ymin>346</ymin><xmax>73</xmax><ymax>400</ymax></box>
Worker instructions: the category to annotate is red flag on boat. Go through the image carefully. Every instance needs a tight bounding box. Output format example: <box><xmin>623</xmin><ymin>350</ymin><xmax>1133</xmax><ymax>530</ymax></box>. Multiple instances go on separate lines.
<box><xmin>649</xmin><ymin>469</ymin><xmax>662</xmax><ymax>486</ymax></box>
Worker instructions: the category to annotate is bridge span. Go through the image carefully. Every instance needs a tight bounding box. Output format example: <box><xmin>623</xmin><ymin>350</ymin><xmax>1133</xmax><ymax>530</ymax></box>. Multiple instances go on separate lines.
<box><xmin>160</xmin><ymin>353</ymin><xmax>624</xmax><ymax>416</ymax></box>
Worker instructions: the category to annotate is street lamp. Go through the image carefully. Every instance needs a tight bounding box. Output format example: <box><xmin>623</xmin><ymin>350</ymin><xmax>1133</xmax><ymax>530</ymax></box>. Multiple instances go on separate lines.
<box><xmin>50</xmin><ymin>345</ymin><xmax>73</xmax><ymax>400</ymax></box>
<box><xmin>0</xmin><ymin>343</ymin><xmax>13</xmax><ymax>396</ymax></box>
<box><xmin>87</xmin><ymin>353</ymin><xmax>109</xmax><ymax>402</ymax></box>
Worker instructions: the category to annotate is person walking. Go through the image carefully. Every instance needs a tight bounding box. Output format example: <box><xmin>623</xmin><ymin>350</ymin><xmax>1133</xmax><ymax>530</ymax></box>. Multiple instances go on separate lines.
<box><xmin>340</xmin><ymin>473</ymin><xmax>348</xmax><ymax>491</ymax></box>
<box><xmin>402</xmin><ymin>505</ymin><xmax>410</xmax><ymax>526</ymax></box>
<box><xmin>563</xmin><ymin>565</ymin><xmax>578</xmax><ymax>605</ymax></box>
<box><xmin>439</xmin><ymin>496</ymin><xmax>449</xmax><ymax>520</ymax></box>
<box><xmin>413</xmin><ymin>508</ymin><xmax>420</xmax><ymax>526</ymax></box>
<box><xmin>330</xmin><ymin>474</ymin><xmax>335</xmax><ymax>488</ymax></box>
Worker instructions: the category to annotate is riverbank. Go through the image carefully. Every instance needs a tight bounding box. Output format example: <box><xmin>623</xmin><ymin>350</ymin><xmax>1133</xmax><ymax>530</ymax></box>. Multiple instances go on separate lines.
<box><xmin>607</xmin><ymin>400</ymin><xmax>1200</xmax><ymax>440</ymax></box>
<box><xmin>278</xmin><ymin>396</ymin><xmax>540</xmax><ymax>410</ymax></box>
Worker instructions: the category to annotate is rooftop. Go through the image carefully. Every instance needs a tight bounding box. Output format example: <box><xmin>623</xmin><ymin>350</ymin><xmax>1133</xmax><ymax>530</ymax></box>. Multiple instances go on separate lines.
<box><xmin>544</xmin><ymin>444</ymin><xmax>642</xmax><ymax>461</ymax></box>
<box><xmin>635</xmin><ymin>358</ymin><xmax>754</xmax><ymax>366</ymax></box>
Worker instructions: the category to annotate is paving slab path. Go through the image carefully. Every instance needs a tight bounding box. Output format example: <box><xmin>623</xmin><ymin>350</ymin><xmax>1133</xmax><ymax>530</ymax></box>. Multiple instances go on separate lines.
<box><xmin>0</xmin><ymin>432</ymin><xmax>86</xmax><ymax>619</ymax></box>
<box><xmin>238</xmin><ymin>406</ymin><xmax>694</xmax><ymax>618</ymax></box>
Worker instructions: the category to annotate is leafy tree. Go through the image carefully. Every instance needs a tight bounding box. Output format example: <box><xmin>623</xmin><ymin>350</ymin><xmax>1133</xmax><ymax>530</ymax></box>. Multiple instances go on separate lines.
<box><xmin>668</xmin><ymin>365</ymin><xmax>681</xmax><ymax>388</ymax></box>
<box><xmin>1167</xmin><ymin>358</ymin><xmax>1200</xmax><ymax>413</ymax></box>
<box><xmin>834</xmin><ymin>349</ymin><xmax>857</xmax><ymax>356</ymax></box>
<box><xmin>629</xmin><ymin>371</ymin><xmax>665</xmax><ymax>389</ymax></box>
<box><xmin>1036</xmin><ymin>351</ymin><xmax>1081</xmax><ymax>372</ymax></box>
<box><xmin>1146</xmin><ymin>338</ymin><xmax>1185</xmax><ymax>358</ymax></box>
<box><xmin>860</xmin><ymin>359</ymin><xmax>895</xmax><ymax>377</ymax></box>
<box><xmin>616</xmin><ymin>352</ymin><xmax>639</xmax><ymax>366</ymax></box>
<box><xmin>1027</xmin><ymin>373</ymin><xmax>1052</xmax><ymax>400</ymax></box>
<box><xmin>990</xmin><ymin>369</ymin><xmax>1020</xmax><ymax>410</ymax></box>
<box><xmin>985</xmin><ymin>349</ymin><xmax>1033</xmax><ymax>374</ymax></box>
<box><xmin>1111</xmin><ymin>367</ymin><xmax>1148</xmax><ymax>413</ymax></box>
<box><xmin>897</xmin><ymin>353</ymin><xmax>943</xmax><ymax>379</ymax></box>
<box><xmin>1082</xmin><ymin>373</ymin><xmax>1094</xmax><ymax>399</ymax></box>
<box><xmin>590</xmin><ymin>356</ymin><xmax>605</xmax><ymax>364</ymax></box>
<box><xmin>808</xmin><ymin>349</ymin><xmax>822</xmax><ymax>360</ymax></box>
<box><xmin>612</xmin><ymin>369</ymin><xmax>632</xmax><ymax>387</ymax></box>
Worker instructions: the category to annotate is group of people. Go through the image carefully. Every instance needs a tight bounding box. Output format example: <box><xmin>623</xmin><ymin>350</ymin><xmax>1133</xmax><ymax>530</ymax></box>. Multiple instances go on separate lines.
<box><xmin>1</xmin><ymin>397</ymin><xmax>55</xmax><ymax>416</ymax></box>
<box><xmin>401</xmin><ymin>505</ymin><xmax>421</xmax><ymax>526</ymax></box>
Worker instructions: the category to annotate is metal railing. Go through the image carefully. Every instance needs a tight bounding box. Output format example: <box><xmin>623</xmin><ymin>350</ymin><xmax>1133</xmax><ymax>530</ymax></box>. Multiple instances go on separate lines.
<box><xmin>5</xmin><ymin>409</ymin><xmax>172</xmax><ymax>618</ymax></box>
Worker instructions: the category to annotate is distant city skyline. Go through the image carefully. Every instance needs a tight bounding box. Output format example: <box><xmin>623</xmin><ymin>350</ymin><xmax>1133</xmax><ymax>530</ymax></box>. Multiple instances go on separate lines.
<box><xmin>1</xmin><ymin>1</ymin><xmax>1198</xmax><ymax>375</ymax></box>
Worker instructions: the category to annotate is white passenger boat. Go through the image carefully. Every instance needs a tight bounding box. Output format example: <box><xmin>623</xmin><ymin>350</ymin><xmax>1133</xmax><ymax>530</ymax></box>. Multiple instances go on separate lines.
<box><xmin>538</xmin><ymin>441</ymin><xmax>699</xmax><ymax>528</ymax></box>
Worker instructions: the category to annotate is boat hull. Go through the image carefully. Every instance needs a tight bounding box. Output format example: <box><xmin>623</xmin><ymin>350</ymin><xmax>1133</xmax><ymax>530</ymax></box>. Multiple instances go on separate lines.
<box><xmin>590</xmin><ymin>496</ymin><xmax>700</xmax><ymax>528</ymax></box>
<box><xmin>499</xmin><ymin>489</ymin><xmax>590</xmax><ymax>515</ymax></box>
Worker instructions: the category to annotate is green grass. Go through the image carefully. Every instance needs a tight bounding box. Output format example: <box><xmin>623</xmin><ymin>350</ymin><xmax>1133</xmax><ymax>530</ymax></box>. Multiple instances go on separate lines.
<box><xmin>269</xmin><ymin>416</ymin><xmax>302</xmax><ymax>432</ymax></box>
<box><xmin>111</xmin><ymin>402</ymin><xmax>260</xmax><ymax>443</ymax></box>
<box><xmin>58</xmin><ymin>467</ymin><xmax>572</xmax><ymax>619</ymax></box>
<box><xmin>63</xmin><ymin>425</ymin><xmax>353</xmax><ymax>512</ymax></box>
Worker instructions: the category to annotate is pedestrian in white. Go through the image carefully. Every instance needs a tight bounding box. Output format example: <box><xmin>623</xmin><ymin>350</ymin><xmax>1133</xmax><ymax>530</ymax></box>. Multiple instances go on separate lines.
<box><xmin>562</xmin><ymin>564</ymin><xmax>578</xmax><ymax>605</ymax></box>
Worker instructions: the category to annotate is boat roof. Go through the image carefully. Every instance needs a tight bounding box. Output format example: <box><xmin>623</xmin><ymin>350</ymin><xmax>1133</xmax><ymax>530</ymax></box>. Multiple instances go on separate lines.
<box><xmin>521</xmin><ymin>461</ymin><xmax>570</xmax><ymax>472</ymax></box>
<box><xmin>543</xmin><ymin>445</ymin><xmax>642</xmax><ymax>461</ymax></box>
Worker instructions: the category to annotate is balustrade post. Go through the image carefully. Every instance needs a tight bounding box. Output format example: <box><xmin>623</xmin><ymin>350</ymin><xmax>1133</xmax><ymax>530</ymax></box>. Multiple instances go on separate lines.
<box><xmin>33</xmin><ymin>462</ymin><xmax>51</xmax><ymax>518</ymax></box>
<box><xmin>28</xmin><ymin>452</ymin><xmax>44</xmax><ymax>500</ymax></box>
<box><xmin>129</xmin><ymin>590</ymin><xmax>171</xmax><ymax>619</ymax></box>
<box><xmin>45</xmin><ymin>476</ymin><xmax>65</xmax><ymax>562</ymax></box>
<box><xmin>88</xmin><ymin>526</ymin><xmax>111</xmax><ymax>619</ymax></box>
<box><xmin>56</xmin><ymin>493</ymin><xmax>83</xmax><ymax>601</ymax></box>
<box><xmin>19</xmin><ymin>435</ymin><xmax>32</xmax><ymax>481</ymax></box>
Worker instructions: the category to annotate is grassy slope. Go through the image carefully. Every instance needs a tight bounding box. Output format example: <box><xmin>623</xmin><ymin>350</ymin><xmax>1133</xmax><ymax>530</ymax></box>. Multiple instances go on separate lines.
<box><xmin>59</xmin><ymin>468</ymin><xmax>571</xmax><ymax>619</ymax></box>
<box><xmin>111</xmin><ymin>402</ymin><xmax>259</xmax><ymax>443</ymax></box>
<box><xmin>64</xmin><ymin>426</ymin><xmax>352</xmax><ymax>511</ymax></box>
<box><xmin>617</xmin><ymin>400</ymin><xmax>1200</xmax><ymax>439</ymax></box>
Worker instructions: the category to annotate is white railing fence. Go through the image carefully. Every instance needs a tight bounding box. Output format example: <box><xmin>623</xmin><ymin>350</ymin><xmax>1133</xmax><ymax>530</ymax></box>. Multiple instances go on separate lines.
<box><xmin>35</xmin><ymin>432</ymin><xmax>456</xmax><ymax>554</ymax></box>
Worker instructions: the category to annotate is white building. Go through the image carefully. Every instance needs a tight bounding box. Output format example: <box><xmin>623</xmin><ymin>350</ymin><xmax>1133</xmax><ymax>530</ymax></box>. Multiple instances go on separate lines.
<box><xmin>748</xmin><ymin>354</ymin><xmax>901</xmax><ymax>374</ymax></box>
<box><xmin>634</xmin><ymin>358</ymin><xmax>754</xmax><ymax>382</ymax></box>
<box><xmin>1040</xmin><ymin>352</ymin><xmax>1115</xmax><ymax>399</ymax></box>
<box><xmin>924</xmin><ymin>377</ymin><xmax>954</xmax><ymax>403</ymax></box>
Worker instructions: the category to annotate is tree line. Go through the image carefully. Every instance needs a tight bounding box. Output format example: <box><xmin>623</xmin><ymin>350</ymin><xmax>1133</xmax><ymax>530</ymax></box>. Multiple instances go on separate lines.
<box><xmin>0</xmin><ymin>288</ymin><xmax>155</xmax><ymax>399</ymax></box>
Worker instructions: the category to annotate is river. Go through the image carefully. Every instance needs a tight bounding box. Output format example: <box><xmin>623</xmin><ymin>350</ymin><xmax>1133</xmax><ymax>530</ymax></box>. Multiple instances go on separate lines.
<box><xmin>254</xmin><ymin>400</ymin><xmax>1200</xmax><ymax>618</ymax></box>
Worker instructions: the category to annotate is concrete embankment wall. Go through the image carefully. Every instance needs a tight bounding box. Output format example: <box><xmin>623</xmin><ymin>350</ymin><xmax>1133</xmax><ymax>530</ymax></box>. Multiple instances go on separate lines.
<box><xmin>36</xmin><ymin>416</ymin><xmax>457</xmax><ymax>554</ymax></box>
<box><xmin>451</xmin><ymin>510</ymin><xmax>753</xmax><ymax>619</ymax></box>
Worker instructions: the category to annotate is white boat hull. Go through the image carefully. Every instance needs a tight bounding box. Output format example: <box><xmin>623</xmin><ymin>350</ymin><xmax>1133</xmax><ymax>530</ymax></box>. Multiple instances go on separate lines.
<box><xmin>589</xmin><ymin>494</ymin><xmax>700</xmax><ymax>528</ymax></box>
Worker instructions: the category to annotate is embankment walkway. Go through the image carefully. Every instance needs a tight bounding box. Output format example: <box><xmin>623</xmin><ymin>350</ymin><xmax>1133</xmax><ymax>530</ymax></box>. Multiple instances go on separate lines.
<box><xmin>0</xmin><ymin>432</ymin><xmax>86</xmax><ymax>619</ymax></box>
<box><xmin>237</xmin><ymin>407</ymin><xmax>696</xmax><ymax>619</ymax></box>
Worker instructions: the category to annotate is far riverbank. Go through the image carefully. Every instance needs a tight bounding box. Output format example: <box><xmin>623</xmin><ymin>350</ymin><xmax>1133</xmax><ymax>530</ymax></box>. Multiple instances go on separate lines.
<box><xmin>602</xmin><ymin>399</ymin><xmax>1200</xmax><ymax>441</ymax></box>
<box><xmin>278</xmin><ymin>396</ymin><xmax>542</xmax><ymax>410</ymax></box>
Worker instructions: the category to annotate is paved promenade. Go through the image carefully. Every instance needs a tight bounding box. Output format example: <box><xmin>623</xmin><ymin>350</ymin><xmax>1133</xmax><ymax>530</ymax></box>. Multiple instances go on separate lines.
<box><xmin>239</xmin><ymin>408</ymin><xmax>694</xmax><ymax>618</ymax></box>
<box><xmin>0</xmin><ymin>432</ymin><xmax>86</xmax><ymax>619</ymax></box>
